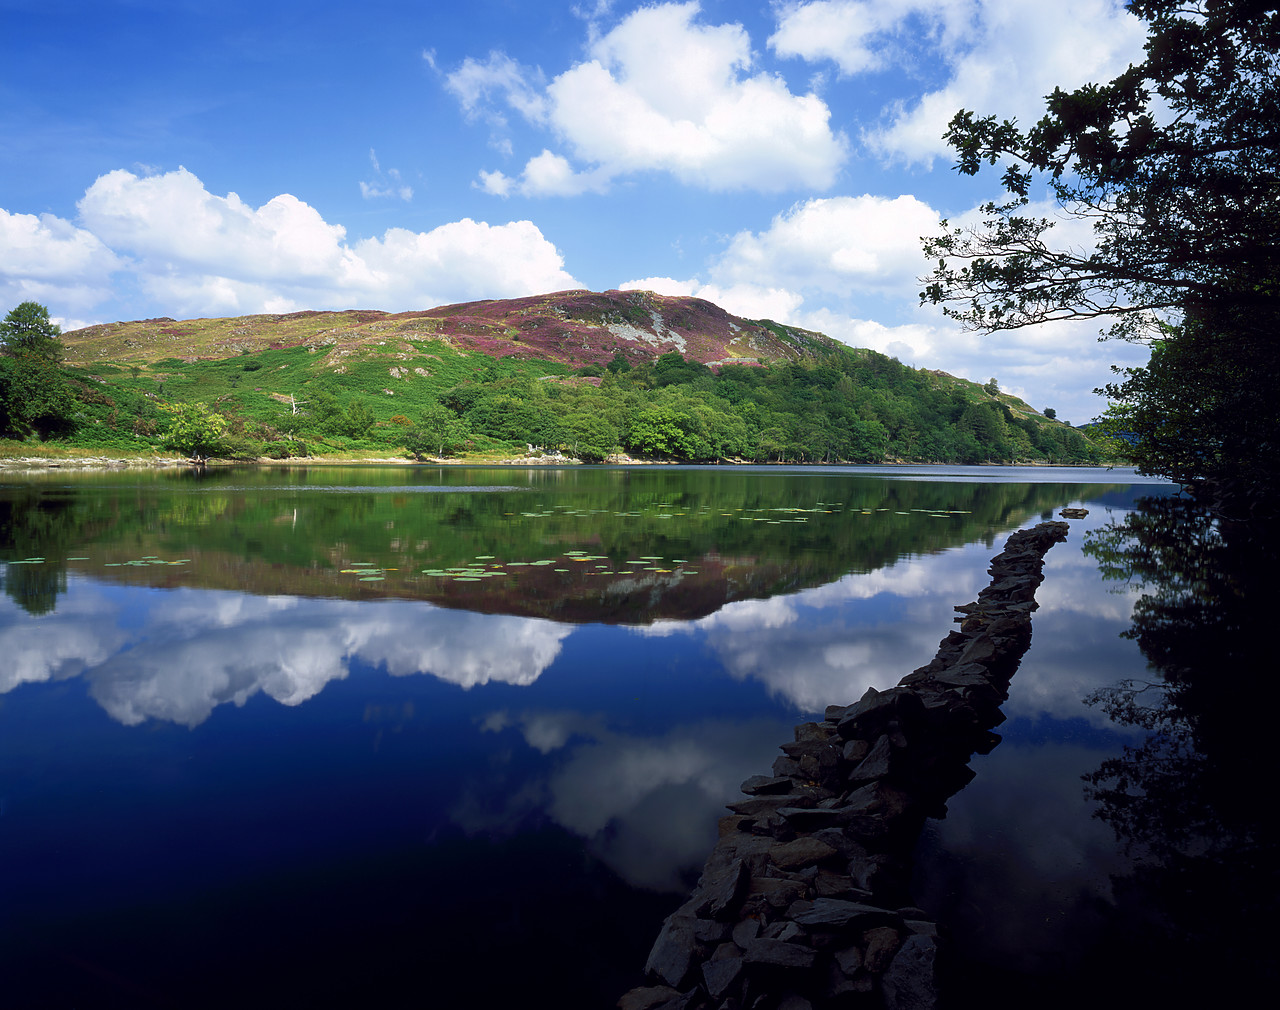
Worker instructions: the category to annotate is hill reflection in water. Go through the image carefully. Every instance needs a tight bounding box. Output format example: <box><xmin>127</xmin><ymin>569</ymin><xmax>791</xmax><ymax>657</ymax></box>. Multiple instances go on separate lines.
<box><xmin>0</xmin><ymin>465</ymin><xmax>1171</xmax><ymax>1007</ymax></box>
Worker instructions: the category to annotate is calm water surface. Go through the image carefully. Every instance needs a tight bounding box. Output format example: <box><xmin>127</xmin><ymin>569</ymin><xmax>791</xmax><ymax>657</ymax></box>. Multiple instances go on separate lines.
<box><xmin>1</xmin><ymin>466</ymin><xmax>1175</xmax><ymax>1006</ymax></box>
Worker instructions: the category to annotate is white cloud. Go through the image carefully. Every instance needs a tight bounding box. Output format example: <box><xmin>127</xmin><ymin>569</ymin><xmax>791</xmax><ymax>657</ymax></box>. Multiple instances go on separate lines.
<box><xmin>0</xmin><ymin>207</ymin><xmax>122</xmax><ymax>311</ymax></box>
<box><xmin>480</xmin><ymin>150</ymin><xmax>612</xmax><ymax>198</ymax></box>
<box><xmin>770</xmin><ymin>0</ymin><xmax>955</xmax><ymax>75</ymax></box>
<box><xmin>455</xmin><ymin>2</ymin><xmax>848</xmax><ymax>195</ymax></box>
<box><xmin>621</xmin><ymin>193</ymin><xmax>934</xmax><ymax>322</ymax></box>
<box><xmin>691</xmin><ymin>283</ymin><xmax>806</xmax><ymax>323</ymax></box>
<box><xmin>716</xmin><ymin>194</ymin><xmax>938</xmax><ymax>295</ymax></box>
<box><xmin>79</xmin><ymin>167</ymin><xmax>354</xmax><ymax>282</ymax></box>
<box><xmin>360</xmin><ymin>149</ymin><xmax>413</xmax><ymax>201</ymax></box>
<box><xmin>0</xmin><ymin>167</ymin><xmax>579</xmax><ymax>319</ymax></box>
<box><xmin>615</xmin><ymin>192</ymin><xmax>1148</xmax><ymax>421</ymax></box>
<box><xmin>771</xmin><ymin>0</ymin><xmax>1147</xmax><ymax>164</ymax></box>
<box><xmin>618</xmin><ymin>276</ymin><xmax>699</xmax><ymax>297</ymax></box>
<box><xmin>444</xmin><ymin>50</ymin><xmax>549</xmax><ymax>126</ymax></box>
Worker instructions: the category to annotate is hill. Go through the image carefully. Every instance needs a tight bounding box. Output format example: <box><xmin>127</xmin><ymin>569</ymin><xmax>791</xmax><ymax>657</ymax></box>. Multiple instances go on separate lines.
<box><xmin>60</xmin><ymin>289</ymin><xmax>837</xmax><ymax>372</ymax></box>
<box><xmin>18</xmin><ymin>289</ymin><xmax>1105</xmax><ymax>465</ymax></box>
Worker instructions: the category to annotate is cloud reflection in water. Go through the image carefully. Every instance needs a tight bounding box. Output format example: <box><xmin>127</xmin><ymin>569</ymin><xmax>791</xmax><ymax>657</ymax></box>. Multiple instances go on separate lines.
<box><xmin>0</xmin><ymin>585</ymin><xmax>572</xmax><ymax>726</ymax></box>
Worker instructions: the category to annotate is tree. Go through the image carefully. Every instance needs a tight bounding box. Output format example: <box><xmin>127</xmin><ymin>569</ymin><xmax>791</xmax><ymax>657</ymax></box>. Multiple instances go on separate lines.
<box><xmin>1</xmin><ymin>301</ymin><xmax>63</xmax><ymax>360</ymax></box>
<box><xmin>340</xmin><ymin>399</ymin><xmax>376</xmax><ymax>439</ymax></box>
<box><xmin>922</xmin><ymin>1</ymin><xmax>1279</xmax><ymax>338</ymax></box>
<box><xmin>1043</xmin><ymin>407</ymin><xmax>1057</xmax><ymax>419</ymax></box>
<box><xmin>0</xmin><ymin>354</ymin><xmax>76</xmax><ymax>439</ymax></box>
<box><xmin>404</xmin><ymin>404</ymin><xmax>467</xmax><ymax>459</ymax></box>
<box><xmin>561</xmin><ymin>412</ymin><xmax>618</xmax><ymax>462</ymax></box>
<box><xmin>627</xmin><ymin>405</ymin><xmax>705</xmax><ymax>460</ymax></box>
<box><xmin>920</xmin><ymin>0</ymin><xmax>1279</xmax><ymax>503</ymax></box>
<box><xmin>162</xmin><ymin>402</ymin><xmax>229</xmax><ymax>459</ymax></box>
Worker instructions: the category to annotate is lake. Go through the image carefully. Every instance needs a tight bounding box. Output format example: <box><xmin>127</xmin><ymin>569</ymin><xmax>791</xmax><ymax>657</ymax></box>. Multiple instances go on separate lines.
<box><xmin>4</xmin><ymin>463</ymin><xmax>1245</xmax><ymax>1008</ymax></box>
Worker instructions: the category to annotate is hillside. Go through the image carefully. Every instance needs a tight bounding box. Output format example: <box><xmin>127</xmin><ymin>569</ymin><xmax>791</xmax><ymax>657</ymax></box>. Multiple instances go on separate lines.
<box><xmin>18</xmin><ymin>289</ymin><xmax>1104</xmax><ymax>466</ymax></box>
<box><xmin>61</xmin><ymin>289</ymin><xmax>834</xmax><ymax>373</ymax></box>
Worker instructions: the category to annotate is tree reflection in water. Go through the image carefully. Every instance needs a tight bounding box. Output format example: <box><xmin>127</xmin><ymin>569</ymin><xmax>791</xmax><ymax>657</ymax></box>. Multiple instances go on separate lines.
<box><xmin>1081</xmin><ymin>495</ymin><xmax>1279</xmax><ymax>1000</ymax></box>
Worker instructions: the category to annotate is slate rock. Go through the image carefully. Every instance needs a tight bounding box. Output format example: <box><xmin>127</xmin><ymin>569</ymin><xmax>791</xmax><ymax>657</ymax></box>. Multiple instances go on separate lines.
<box><xmin>794</xmin><ymin>721</ymin><xmax>832</xmax><ymax>743</ymax></box>
<box><xmin>645</xmin><ymin>914</ymin><xmax>698</xmax><ymax>987</ymax></box>
<box><xmin>814</xmin><ymin>870</ymin><xmax>859</xmax><ymax>898</ymax></box>
<box><xmin>863</xmin><ymin>925</ymin><xmax>903</xmax><ymax>972</ymax></box>
<box><xmin>740</xmin><ymin>774</ymin><xmax>794</xmax><ymax>795</ymax></box>
<box><xmin>848</xmin><ymin>733</ymin><xmax>894</xmax><ymax>783</ymax></box>
<box><xmin>732</xmin><ymin>917</ymin><xmax>761</xmax><ymax>949</ymax></box>
<box><xmin>776</xmin><ymin>806</ymin><xmax>853</xmax><ymax>830</ymax></box>
<box><xmin>833</xmin><ymin>945</ymin><xmax>863</xmax><ymax>976</ymax></box>
<box><xmin>844</xmin><ymin>780</ymin><xmax>916</xmax><ymax>820</ymax></box>
<box><xmin>882</xmin><ymin>934</ymin><xmax>939</xmax><ymax>1010</ymax></box>
<box><xmin>727</xmin><ymin>794</ymin><xmax>815</xmax><ymax>817</ymax></box>
<box><xmin>653</xmin><ymin>991</ymin><xmax>704</xmax><ymax>1010</ymax></box>
<box><xmin>747</xmin><ymin>876</ymin><xmax>808</xmax><ymax>908</ymax></box>
<box><xmin>699</xmin><ymin>857</ymin><xmax>749</xmax><ymax>921</ymax></box>
<box><xmin>618</xmin><ymin>986</ymin><xmax>683</xmax><ymax>1010</ymax></box>
<box><xmin>742</xmin><ymin>938</ymin><xmax>817</xmax><ymax>969</ymax></box>
<box><xmin>703</xmin><ymin>957</ymin><xmax>744</xmax><ymax>1001</ymax></box>
<box><xmin>772</xmin><ymin>755</ymin><xmax>802</xmax><ymax>778</ymax></box>
<box><xmin>841</xmin><ymin>737</ymin><xmax>871</xmax><ymax>763</ymax></box>
<box><xmin>791</xmin><ymin>898</ymin><xmax>901</xmax><ymax>929</ymax></box>
<box><xmin>769</xmin><ymin>836</ymin><xmax>838</xmax><ymax>870</ymax></box>
<box><xmin>694</xmin><ymin>919</ymin><xmax>733</xmax><ymax>943</ymax></box>
<box><xmin>838</xmin><ymin>686</ymin><xmax>926</xmax><ymax>740</ymax></box>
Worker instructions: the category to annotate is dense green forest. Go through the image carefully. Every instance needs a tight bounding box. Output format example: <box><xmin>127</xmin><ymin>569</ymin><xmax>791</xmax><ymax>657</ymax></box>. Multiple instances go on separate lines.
<box><xmin>0</xmin><ymin>298</ymin><xmax>1104</xmax><ymax>466</ymax></box>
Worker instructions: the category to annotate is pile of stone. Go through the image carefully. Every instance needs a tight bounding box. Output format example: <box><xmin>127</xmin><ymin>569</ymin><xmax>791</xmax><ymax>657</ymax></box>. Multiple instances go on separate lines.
<box><xmin>620</xmin><ymin>521</ymin><xmax>1071</xmax><ymax>1010</ymax></box>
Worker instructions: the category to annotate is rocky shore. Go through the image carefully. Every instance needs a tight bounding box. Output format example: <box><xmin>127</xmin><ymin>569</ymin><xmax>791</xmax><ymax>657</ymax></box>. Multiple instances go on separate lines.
<box><xmin>0</xmin><ymin>454</ymin><xmax>187</xmax><ymax>470</ymax></box>
<box><xmin>620</xmin><ymin>519</ymin><xmax>1073</xmax><ymax>1010</ymax></box>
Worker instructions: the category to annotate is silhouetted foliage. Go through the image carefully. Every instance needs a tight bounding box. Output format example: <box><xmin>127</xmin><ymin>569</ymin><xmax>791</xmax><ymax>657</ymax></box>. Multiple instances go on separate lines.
<box><xmin>1081</xmin><ymin>497</ymin><xmax>1279</xmax><ymax>996</ymax></box>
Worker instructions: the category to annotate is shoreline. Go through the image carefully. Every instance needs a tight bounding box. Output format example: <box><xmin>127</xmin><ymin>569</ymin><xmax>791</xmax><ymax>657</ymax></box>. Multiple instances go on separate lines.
<box><xmin>0</xmin><ymin>451</ymin><xmax>1127</xmax><ymax>472</ymax></box>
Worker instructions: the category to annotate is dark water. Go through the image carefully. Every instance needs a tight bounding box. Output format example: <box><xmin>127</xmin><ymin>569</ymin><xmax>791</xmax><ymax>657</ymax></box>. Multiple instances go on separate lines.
<box><xmin>6</xmin><ymin>464</ymin><xmax>1253</xmax><ymax>1008</ymax></box>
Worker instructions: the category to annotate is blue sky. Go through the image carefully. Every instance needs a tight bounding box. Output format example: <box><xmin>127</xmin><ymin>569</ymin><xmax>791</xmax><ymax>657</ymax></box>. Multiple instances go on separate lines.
<box><xmin>1</xmin><ymin>0</ymin><xmax>1153</xmax><ymax>422</ymax></box>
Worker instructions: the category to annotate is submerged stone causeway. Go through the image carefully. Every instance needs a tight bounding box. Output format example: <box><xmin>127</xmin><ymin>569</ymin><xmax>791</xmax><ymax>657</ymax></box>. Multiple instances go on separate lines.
<box><xmin>620</xmin><ymin>520</ymin><xmax>1072</xmax><ymax>1010</ymax></box>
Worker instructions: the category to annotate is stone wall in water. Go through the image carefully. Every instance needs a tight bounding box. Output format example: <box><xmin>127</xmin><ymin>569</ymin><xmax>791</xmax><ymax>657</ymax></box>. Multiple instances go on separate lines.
<box><xmin>620</xmin><ymin>520</ymin><xmax>1073</xmax><ymax>1010</ymax></box>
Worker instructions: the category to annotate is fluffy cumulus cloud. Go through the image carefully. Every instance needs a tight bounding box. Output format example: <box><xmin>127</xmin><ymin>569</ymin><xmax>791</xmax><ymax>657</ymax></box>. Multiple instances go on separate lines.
<box><xmin>624</xmin><ymin>193</ymin><xmax>934</xmax><ymax>315</ymax></box>
<box><xmin>0</xmin><ymin>207</ymin><xmax>122</xmax><ymax>314</ymax></box>
<box><xmin>0</xmin><ymin>167</ymin><xmax>580</xmax><ymax>320</ymax></box>
<box><xmin>770</xmin><ymin>0</ymin><xmax>1147</xmax><ymax>163</ymax></box>
<box><xmin>451</xmin><ymin>1</ymin><xmax>849</xmax><ymax>195</ymax></box>
<box><xmin>717</xmin><ymin>194</ymin><xmax>938</xmax><ymax>295</ymax></box>
<box><xmin>624</xmin><ymin>190</ymin><xmax>1150</xmax><ymax>422</ymax></box>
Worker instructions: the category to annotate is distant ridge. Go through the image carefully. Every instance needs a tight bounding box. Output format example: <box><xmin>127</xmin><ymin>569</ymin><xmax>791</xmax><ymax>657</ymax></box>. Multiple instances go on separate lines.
<box><xmin>62</xmin><ymin>289</ymin><xmax>839</xmax><ymax>372</ymax></box>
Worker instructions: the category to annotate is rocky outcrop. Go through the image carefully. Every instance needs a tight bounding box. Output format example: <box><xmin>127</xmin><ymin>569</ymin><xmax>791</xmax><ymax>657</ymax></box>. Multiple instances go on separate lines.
<box><xmin>620</xmin><ymin>521</ymin><xmax>1071</xmax><ymax>1010</ymax></box>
